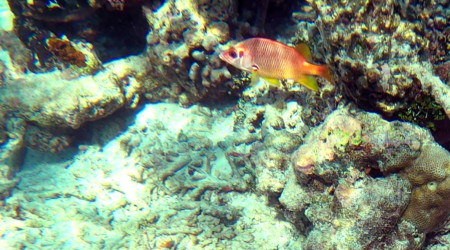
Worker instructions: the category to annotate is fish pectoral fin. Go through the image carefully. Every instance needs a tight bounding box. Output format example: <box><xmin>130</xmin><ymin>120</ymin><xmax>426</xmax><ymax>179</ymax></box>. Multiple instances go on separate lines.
<box><xmin>294</xmin><ymin>43</ymin><xmax>312</xmax><ymax>62</ymax></box>
<box><xmin>250</xmin><ymin>70</ymin><xmax>260</xmax><ymax>86</ymax></box>
<box><xmin>261</xmin><ymin>77</ymin><xmax>281</xmax><ymax>87</ymax></box>
<box><xmin>297</xmin><ymin>74</ymin><xmax>319</xmax><ymax>92</ymax></box>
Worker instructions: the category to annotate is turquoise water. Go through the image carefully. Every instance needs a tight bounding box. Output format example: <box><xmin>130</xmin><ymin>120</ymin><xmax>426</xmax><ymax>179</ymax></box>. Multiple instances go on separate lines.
<box><xmin>1</xmin><ymin>1</ymin><xmax>450</xmax><ymax>249</ymax></box>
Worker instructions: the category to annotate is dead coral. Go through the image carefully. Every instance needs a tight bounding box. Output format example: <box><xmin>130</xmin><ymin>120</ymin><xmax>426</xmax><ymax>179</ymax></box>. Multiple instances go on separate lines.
<box><xmin>118</xmin><ymin>106</ymin><xmax>252</xmax><ymax>200</ymax></box>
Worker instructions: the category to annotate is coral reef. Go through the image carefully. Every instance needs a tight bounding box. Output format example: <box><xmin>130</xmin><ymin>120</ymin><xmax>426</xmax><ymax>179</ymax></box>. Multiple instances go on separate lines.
<box><xmin>4</xmin><ymin>0</ymin><xmax>244</xmax><ymax>104</ymax></box>
<box><xmin>3</xmin><ymin>100</ymin><xmax>449</xmax><ymax>249</ymax></box>
<box><xmin>285</xmin><ymin>104</ymin><xmax>450</xmax><ymax>248</ymax></box>
<box><xmin>143</xmin><ymin>0</ymin><xmax>238</xmax><ymax>106</ymax></box>
<box><xmin>0</xmin><ymin>0</ymin><xmax>246</xmax><ymax>152</ymax></box>
<box><xmin>6</xmin><ymin>0</ymin><xmax>103</xmax><ymax>71</ymax></box>
<box><xmin>302</xmin><ymin>0</ymin><xmax>450</xmax><ymax>127</ymax></box>
<box><xmin>4</xmin><ymin>0</ymin><xmax>450</xmax><ymax>249</ymax></box>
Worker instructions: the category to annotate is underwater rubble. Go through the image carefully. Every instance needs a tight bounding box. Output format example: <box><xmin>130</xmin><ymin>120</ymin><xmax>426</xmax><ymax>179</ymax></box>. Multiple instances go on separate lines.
<box><xmin>0</xmin><ymin>103</ymin><xmax>300</xmax><ymax>249</ymax></box>
<box><xmin>2</xmin><ymin>0</ymin><xmax>450</xmax><ymax>249</ymax></box>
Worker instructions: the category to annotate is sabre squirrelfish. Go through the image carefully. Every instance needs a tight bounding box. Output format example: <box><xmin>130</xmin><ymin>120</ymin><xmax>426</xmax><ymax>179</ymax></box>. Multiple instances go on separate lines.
<box><xmin>219</xmin><ymin>38</ymin><xmax>333</xmax><ymax>91</ymax></box>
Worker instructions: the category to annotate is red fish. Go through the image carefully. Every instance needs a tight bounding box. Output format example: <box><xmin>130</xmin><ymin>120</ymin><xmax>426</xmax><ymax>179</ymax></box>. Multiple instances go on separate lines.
<box><xmin>219</xmin><ymin>38</ymin><xmax>332</xmax><ymax>91</ymax></box>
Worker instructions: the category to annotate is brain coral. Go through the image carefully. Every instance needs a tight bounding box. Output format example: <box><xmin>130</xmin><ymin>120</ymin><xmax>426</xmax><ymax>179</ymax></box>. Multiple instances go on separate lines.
<box><xmin>399</xmin><ymin>143</ymin><xmax>450</xmax><ymax>233</ymax></box>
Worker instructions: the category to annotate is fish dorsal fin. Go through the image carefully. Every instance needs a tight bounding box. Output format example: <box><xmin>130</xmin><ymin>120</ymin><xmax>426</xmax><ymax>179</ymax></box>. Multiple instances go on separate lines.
<box><xmin>295</xmin><ymin>43</ymin><xmax>312</xmax><ymax>62</ymax></box>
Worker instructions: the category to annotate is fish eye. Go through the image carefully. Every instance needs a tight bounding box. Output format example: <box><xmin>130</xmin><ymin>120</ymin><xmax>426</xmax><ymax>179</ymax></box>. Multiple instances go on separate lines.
<box><xmin>229</xmin><ymin>50</ymin><xmax>237</xmax><ymax>59</ymax></box>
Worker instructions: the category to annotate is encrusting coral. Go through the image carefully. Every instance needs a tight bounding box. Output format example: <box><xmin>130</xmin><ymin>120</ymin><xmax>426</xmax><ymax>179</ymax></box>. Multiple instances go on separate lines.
<box><xmin>46</xmin><ymin>37</ymin><xmax>102</xmax><ymax>75</ymax></box>
<box><xmin>46</xmin><ymin>38</ymin><xmax>87</xmax><ymax>68</ymax></box>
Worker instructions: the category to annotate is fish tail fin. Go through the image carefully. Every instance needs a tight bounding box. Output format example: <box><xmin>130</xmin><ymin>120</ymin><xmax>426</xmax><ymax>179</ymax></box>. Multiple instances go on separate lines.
<box><xmin>304</xmin><ymin>63</ymin><xmax>334</xmax><ymax>84</ymax></box>
<box><xmin>320</xmin><ymin>65</ymin><xmax>333</xmax><ymax>84</ymax></box>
